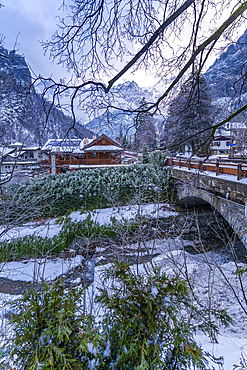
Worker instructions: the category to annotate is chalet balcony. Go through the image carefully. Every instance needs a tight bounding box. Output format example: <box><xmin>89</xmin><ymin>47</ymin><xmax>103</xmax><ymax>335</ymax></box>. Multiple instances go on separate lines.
<box><xmin>84</xmin><ymin>158</ymin><xmax>121</xmax><ymax>165</ymax></box>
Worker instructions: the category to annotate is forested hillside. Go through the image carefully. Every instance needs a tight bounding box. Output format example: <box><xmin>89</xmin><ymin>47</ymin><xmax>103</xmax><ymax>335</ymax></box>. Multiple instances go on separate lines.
<box><xmin>0</xmin><ymin>46</ymin><xmax>93</xmax><ymax>145</ymax></box>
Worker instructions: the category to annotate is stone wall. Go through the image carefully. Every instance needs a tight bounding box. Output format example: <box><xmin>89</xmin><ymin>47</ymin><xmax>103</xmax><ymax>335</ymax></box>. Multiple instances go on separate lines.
<box><xmin>175</xmin><ymin>182</ymin><xmax>247</xmax><ymax>249</ymax></box>
<box><xmin>170</xmin><ymin>168</ymin><xmax>247</xmax><ymax>204</ymax></box>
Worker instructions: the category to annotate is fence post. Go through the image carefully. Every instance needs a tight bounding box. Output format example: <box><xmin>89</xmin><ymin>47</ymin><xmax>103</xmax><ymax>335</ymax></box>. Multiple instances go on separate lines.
<box><xmin>199</xmin><ymin>161</ymin><xmax>203</xmax><ymax>172</ymax></box>
<box><xmin>167</xmin><ymin>157</ymin><xmax>173</xmax><ymax>167</ymax></box>
<box><xmin>216</xmin><ymin>159</ymin><xmax>219</xmax><ymax>176</ymax></box>
<box><xmin>237</xmin><ymin>163</ymin><xmax>242</xmax><ymax>180</ymax></box>
<box><xmin>188</xmin><ymin>160</ymin><xmax>191</xmax><ymax>170</ymax></box>
<box><xmin>179</xmin><ymin>159</ymin><xmax>182</xmax><ymax>168</ymax></box>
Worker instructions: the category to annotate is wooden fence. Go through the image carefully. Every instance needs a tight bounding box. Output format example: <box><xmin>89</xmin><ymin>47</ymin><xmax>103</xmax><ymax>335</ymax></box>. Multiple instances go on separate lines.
<box><xmin>167</xmin><ymin>157</ymin><xmax>247</xmax><ymax>181</ymax></box>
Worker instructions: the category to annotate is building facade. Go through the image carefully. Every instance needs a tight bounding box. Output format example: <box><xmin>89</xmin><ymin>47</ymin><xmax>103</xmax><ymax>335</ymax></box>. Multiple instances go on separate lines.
<box><xmin>0</xmin><ymin>142</ymin><xmax>47</xmax><ymax>174</ymax></box>
<box><xmin>41</xmin><ymin>134</ymin><xmax>124</xmax><ymax>174</ymax></box>
<box><xmin>211</xmin><ymin>136</ymin><xmax>231</xmax><ymax>155</ymax></box>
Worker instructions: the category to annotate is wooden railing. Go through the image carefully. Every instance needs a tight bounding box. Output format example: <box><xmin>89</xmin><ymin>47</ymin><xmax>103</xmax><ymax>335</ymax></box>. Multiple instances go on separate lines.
<box><xmin>167</xmin><ymin>157</ymin><xmax>247</xmax><ymax>180</ymax></box>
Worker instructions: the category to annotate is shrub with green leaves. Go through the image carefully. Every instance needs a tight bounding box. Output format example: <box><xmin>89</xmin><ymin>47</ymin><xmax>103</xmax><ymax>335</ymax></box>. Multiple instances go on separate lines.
<box><xmin>6</xmin><ymin>262</ymin><xmax>230</xmax><ymax>369</ymax></box>
<box><xmin>0</xmin><ymin>214</ymin><xmax>140</xmax><ymax>261</ymax></box>
<box><xmin>95</xmin><ymin>262</ymin><xmax>228</xmax><ymax>369</ymax></box>
<box><xmin>8</xmin><ymin>280</ymin><xmax>97</xmax><ymax>370</ymax></box>
<box><xmin>3</xmin><ymin>165</ymin><xmax>171</xmax><ymax>219</ymax></box>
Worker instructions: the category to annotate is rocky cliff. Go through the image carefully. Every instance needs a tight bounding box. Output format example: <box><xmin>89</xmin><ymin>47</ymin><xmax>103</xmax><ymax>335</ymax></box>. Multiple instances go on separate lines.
<box><xmin>0</xmin><ymin>47</ymin><xmax>93</xmax><ymax>145</ymax></box>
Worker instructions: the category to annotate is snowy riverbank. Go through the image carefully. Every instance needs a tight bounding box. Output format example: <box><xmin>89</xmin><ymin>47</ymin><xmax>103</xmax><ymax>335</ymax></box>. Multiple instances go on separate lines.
<box><xmin>0</xmin><ymin>203</ymin><xmax>246</xmax><ymax>368</ymax></box>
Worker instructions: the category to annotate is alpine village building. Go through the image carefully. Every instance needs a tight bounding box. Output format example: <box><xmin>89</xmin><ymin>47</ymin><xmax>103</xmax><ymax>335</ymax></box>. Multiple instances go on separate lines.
<box><xmin>41</xmin><ymin>134</ymin><xmax>124</xmax><ymax>174</ymax></box>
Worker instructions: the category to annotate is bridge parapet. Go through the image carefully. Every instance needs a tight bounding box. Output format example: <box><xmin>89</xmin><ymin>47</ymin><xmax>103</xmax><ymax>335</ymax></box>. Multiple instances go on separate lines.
<box><xmin>168</xmin><ymin>157</ymin><xmax>247</xmax><ymax>180</ymax></box>
<box><xmin>176</xmin><ymin>184</ymin><xmax>247</xmax><ymax>249</ymax></box>
<box><xmin>171</xmin><ymin>167</ymin><xmax>247</xmax><ymax>248</ymax></box>
<box><xmin>171</xmin><ymin>167</ymin><xmax>247</xmax><ymax>205</ymax></box>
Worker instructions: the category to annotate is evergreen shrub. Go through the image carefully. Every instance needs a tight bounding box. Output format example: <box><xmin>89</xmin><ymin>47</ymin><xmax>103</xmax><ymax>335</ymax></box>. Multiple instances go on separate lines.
<box><xmin>7</xmin><ymin>262</ymin><xmax>230</xmax><ymax>369</ymax></box>
<box><xmin>3</xmin><ymin>165</ymin><xmax>171</xmax><ymax>219</ymax></box>
<box><xmin>8</xmin><ymin>280</ymin><xmax>97</xmax><ymax>370</ymax></box>
<box><xmin>0</xmin><ymin>215</ymin><xmax>140</xmax><ymax>261</ymax></box>
<box><xmin>95</xmin><ymin>262</ymin><xmax>228</xmax><ymax>369</ymax></box>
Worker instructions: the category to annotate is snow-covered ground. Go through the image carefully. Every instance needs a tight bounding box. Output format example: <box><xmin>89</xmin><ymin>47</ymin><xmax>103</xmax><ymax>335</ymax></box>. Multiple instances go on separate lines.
<box><xmin>0</xmin><ymin>238</ymin><xmax>247</xmax><ymax>368</ymax></box>
<box><xmin>0</xmin><ymin>203</ymin><xmax>246</xmax><ymax>368</ymax></box>
<box><xmin>0</xmin><ymin>255</ymin><xmax>85</xmax><ymax>282</ymax></box>
<box><xmin>0</xmin><ymin>203</ymin><xmax>178</xmax><ymax>241</ymax></box>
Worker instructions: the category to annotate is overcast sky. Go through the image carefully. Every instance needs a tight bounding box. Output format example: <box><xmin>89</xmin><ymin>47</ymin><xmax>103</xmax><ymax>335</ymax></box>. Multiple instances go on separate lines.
<box><xmin>1</xmin><ymin>0</ymin><xmax>247</xmax><ymax>89</ymax></box>
<box><xmin>0</xmin><ymin>0</ymin><xmax>71</xmax><ymax>81</ymax></box>
<box><xmin>0</xmin><ymin>0</ymin><xmax>158</xmax><ymax>87</ymax></box>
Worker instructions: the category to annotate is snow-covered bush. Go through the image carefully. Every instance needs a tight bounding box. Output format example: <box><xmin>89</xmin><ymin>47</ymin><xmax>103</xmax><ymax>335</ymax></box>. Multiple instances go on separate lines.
<box><xmin>6</xmin><ymin>262</ymin><xmax>230</xmax><ymax>369</ymax></box>
<box><xmin>8</xmin><ymin>280</ymin><xmax>97</xmax><ymax>369</ymax></box>
<box><xmin>4</xmin><ymin>165</ymin><xmax>171</xmax><ymax>218</ymax></box>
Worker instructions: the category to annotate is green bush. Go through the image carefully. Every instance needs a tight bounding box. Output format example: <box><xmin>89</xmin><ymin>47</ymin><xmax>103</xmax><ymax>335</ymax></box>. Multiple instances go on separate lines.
<box><xmin>3</xmin><ymin>165</ymin><xmax>171</xmax><ymax>219</ymax></box>
<box><xmin>8</xmin><ymin>280</ymin><xmax>97</xmax><ymax>370</ymax></box>
<box><xmin>7</xmin><ymin>263</ymin><xmax>230</xmax><ymax>369</ymax></box>
<box><xmin>0</xmin><ymin>215</ymin><xmax>140</xmax><ymax>261</ymax></box>
<box><xmin>95</xmin><ymin>262</ymin><xmax>228</xmax><ymax>369</ymax></box>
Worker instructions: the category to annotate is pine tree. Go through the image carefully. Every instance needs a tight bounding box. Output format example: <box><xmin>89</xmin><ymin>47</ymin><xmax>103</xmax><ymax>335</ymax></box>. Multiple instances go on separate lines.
<box><xmin>95</xmin><ymin>261</ymin><xmax>227</xmax><ymax>369</ymax></box>
<box><xmin>164</xmin><ymin>71</ymin><xmax>214</xmax><ymax>155</ymax></box>
<box><xmin>134</xmin><ymin>97</ymin><xmax>156</xmax><ymax>151</ymax></box>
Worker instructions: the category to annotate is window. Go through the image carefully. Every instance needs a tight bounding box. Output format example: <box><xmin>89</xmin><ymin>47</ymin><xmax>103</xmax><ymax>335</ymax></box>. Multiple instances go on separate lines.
<box><xmin>92</xmin><ymin>152</ymin><xmax>96</xmax><ymax>158</ymax></box>
<box><xmin>217</xmin><ymin>142</ymin><xmax>220</xmax><ymax>147</ymax></box>
<box><xmin>102</xmin><ymin>139</ymin><xmax>105</xmax><ymax>144</ymax></box>
<box><xmin>111</xmin><ymin>152</ymin><xmax>115</xmax><ymax>158</ymax></box>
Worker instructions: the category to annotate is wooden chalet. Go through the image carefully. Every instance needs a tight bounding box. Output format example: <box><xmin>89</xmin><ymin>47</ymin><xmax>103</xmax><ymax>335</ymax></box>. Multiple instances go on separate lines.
<box><xmin>41</xmin><ymin>134</ymin><xmax>124</xmax><ymax>174</ymax></box>
<box><xmin>83</xmin><ymin>134</ymin><xmax>124</xmax><ymax>166</ymax></box>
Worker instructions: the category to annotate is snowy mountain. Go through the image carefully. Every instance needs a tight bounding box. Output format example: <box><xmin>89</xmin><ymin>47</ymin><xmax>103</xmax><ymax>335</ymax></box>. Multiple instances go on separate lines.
<box><xmin>87</xmin><ymin>28</ymin><xmax>247</xmax><ymax>139</ymax></box>
<box><xmin>0</xmin><ymin>47</ymin><xmax>93</xmax><ymax>145</ymax></box>
<box><xmin>203</xmin><ymin>29</ymin><xmax>247</xmax><ymax>126</ymax></box>
<box><xmin>85</xmin><ymin>80</ymin><xmax>165</xmax><ymax>140</ymax></box>
<box><xmin>204</xmin><ymin>30</ymin><xmax>247</xmax><ymax>100</ymax></box>
<box><xmin>3</xmin><ymin>25</ymin><xmax>247</xmax><ymax>147</ymax></box>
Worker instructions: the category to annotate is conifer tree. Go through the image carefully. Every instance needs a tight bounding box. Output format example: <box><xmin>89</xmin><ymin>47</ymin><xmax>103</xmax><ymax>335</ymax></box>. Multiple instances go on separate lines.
<box><xmin>134</xmin><ymin>97</ymin><xmax>156</xmax><ymax>151</ymax></box>
<box><xmin>164</xmin><ymin>71</ymin><xmax>213</xmax><ymax>154</ymax></box>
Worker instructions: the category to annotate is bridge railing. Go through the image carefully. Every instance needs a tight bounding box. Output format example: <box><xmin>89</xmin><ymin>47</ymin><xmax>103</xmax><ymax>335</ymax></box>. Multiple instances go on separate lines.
<box><xmin>167</xmin><ymin>157</ymin><xmax>247</xmax><ymax>180</ymax></box>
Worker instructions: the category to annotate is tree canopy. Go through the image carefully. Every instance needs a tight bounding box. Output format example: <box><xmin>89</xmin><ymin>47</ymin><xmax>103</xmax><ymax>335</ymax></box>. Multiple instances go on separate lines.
<box><xmin>163</xmin><ymin>72</ymin><xmax>213</xmax><ymax>153</ymax></box>
<box><xmin>40</xmin><ymin>0</ymin><xmax>247</xmax><ymax>145</ymax></box>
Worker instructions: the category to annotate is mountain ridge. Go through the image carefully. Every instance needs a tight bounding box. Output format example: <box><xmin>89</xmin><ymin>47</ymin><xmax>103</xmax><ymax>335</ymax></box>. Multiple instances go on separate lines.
<box><xmin>0</xmin><ymin>46</ymin><xmax>93</xmax><ymax>146</ymax></box>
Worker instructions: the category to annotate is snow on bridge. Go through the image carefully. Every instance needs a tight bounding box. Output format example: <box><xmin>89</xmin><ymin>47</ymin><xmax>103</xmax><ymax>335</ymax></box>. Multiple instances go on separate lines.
<box><xmin>168</xmin><ymin>160</ymin><xmax>247</xmax><ymax>248</ymax></box>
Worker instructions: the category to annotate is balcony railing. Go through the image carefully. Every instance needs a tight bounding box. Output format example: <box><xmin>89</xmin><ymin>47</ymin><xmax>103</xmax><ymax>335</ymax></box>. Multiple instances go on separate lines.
<box><xmin>167</xmin><ymin>157</ymin><xmax>247</xmax><ymax>180</ymax></box>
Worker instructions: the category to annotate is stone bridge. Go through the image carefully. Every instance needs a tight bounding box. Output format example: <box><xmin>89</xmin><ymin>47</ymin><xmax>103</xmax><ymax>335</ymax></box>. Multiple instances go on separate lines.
<box><xmin>170</xmin><ymin>168</ymin><xmax>247</xmax><ymax>248</ymax></box>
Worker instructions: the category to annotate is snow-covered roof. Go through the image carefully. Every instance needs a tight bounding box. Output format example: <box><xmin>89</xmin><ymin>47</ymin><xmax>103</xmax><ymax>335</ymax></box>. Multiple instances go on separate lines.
<box><xmin>213</xmin><ymin>136</ymin><xmax>230</xmax><ymax>141</ymax></box>
<box><xmin>72</xmin><ymin>138</ymin><xmax>94</xmax><ymax>154</ymax></box>
<box><xmin>0</xmin><ymin>147</ymin><xmax>15</xmax><ymax>157</ymax></box>
<box><xmin>84</xmin><ymin>145</ymin><xmax>124</xmax><ymax>152</ymax></box>
<box><xmin>41</xmin><ymin>139</ymin><xmax>82</xmax><ymax>153</ymax></box>
<box><xmin>83</xmin><ymin>133</ymin><xmax>123</xmax><ymax>151</ymax></box>
<box><xmin>42</xmin><ymin>138</ymin><xmax>94</xmax><ymax>153</ymax></box>
<box><xmin>42</xmin><ymin>137</ymin><xmax>124</xmax><ymax>154</ymax></box>
<box><xmin>25</xmin><ymin>146</ymin><xmax>40</xmax><ymax>151</ymax></box>
<box><xmin>9</xmin><ymin>142</ymin><xmax>25</xmax><ymax>148</ymax></box>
